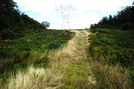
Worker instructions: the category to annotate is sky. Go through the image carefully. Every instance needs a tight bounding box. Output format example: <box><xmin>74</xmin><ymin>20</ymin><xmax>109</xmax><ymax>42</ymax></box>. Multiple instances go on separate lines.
<box><xmin>14</xmin><ymin>0</ymin><xmax>133</xmax><ymax>29</ymax></box>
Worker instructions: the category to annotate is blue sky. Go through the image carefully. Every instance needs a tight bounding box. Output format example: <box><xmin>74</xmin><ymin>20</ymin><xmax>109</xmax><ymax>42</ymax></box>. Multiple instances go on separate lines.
<box><xmin>14</xmin><ymin>0</ymin><xmax>133</xmax><ymax>29</ymax></box>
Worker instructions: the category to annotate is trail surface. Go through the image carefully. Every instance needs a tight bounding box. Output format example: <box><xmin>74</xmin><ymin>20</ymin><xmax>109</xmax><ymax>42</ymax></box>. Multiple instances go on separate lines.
<box><xmin>48</xmin><ymin>30</ymin><xmax>96</xmax><ymax>89</ymax></box>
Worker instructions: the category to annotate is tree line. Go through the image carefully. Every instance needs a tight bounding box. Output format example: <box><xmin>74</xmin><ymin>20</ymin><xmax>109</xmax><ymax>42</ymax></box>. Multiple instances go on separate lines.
<box><xmin>90</xmin><ymin>4</ymin><xmax>134</xmax><ymax>30</ymax></box>
<box><xmin>0</xmin><ymin>0</ymin><xmax>47</xmax><ymax>39</ymax></box>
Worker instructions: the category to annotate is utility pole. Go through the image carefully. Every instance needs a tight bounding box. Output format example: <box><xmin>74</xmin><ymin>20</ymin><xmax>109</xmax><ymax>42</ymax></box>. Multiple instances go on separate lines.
<box><xmin>55</xmin><ymin>4</ymin><xmax>76</xmax><ymax>29</ymax></box>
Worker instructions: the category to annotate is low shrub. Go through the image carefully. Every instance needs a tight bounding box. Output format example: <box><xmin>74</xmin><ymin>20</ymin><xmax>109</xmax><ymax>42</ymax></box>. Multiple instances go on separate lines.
<box><xmin>120</xmin><ymin>22</ymin><xmax>133</xmax><ymax>30</ymax></box>
<box><xmin>0</xmin><ymin>29</ymin><xmax>74</xmax><ymax>80</ymax></box>
<box><xmin>89</xmin><ymin>29</ymin><xmax>134</xmax><ymax>66</ymax></box>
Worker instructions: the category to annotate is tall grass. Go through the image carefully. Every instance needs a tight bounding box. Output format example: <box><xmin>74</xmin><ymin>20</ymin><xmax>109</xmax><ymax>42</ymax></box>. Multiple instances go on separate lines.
<box><xmin>2</xmin><ymin>30</ymin><xmax>96</xmax><ymax>89</ymax></box>
<box><xmin>3</xmin><ymin>65</ymin><xmax>62</xmax><ymax>89</ymax></box>
<box><xmin>91</xmin><ymin>60</ymin><xmax>133</xmax><ymax>89</ymax></box>
<box><xmin>88</xmin><ymin>28</ymin><xmax>134</xmax><ymax>88</ymax></box>
<box><xmin>0</xmin><ymin>29</ymin><xmax>74</xmax><ymax>88</ymax></box>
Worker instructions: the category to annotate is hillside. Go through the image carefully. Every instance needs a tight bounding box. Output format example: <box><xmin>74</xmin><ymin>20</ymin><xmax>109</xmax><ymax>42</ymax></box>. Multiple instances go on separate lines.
<box><xmin>90</xmin><ymin>5</ymin><xmax>134</xmax><ymax>30</ymax></box>
<box><xmin>88</xmin><ymin>4</ymin><xmax>134</xmax><ymax>89</ymax></box>
<box><xmin>0</xmin><ymin>0</ymin><xmax>134</xmax><ymax>89</ymax></box>
<box><xmin>88</xmin><ymin>29</ymin><xmax>134</xmax><ymax>88</ymax></box>
<box><xmin>0</xmin><ymin>0</ymin><xmax>46</xmax><ymax>40</ymax></box>
<box><xmin>1</xmin><ymin>29</ymin><xmax>133</xmax><ymax>89</ymax></box>
<box><xmin>1</xmin><ymin>30</ymin><xmax>96</xmax><ymax>89</ymax></box>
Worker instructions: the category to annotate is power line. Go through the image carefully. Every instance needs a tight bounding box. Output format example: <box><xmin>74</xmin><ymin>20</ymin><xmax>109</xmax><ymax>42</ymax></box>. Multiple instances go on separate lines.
<box><xmin>55</xmin><ymin>4</ymin><xmax>76</xmax><ymax>29</ymax></box>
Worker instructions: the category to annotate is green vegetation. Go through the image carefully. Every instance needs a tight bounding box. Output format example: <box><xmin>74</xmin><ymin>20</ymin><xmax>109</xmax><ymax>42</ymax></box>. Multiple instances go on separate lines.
<box><xmin>58</xmin><ymin>61</ymin><xmax>92</xmax><ymax>89</ymax></box>
<box><xmin>57</xmin><ymin>30</ymin><xmax>96</xmax><ymax>89</ymax></box>
<box><xmin>1</xmin><ymin>0</ymin><xmax>134</xmax><ymax>88</ymax></box>
<box><xmin>0</xmin><ymin>30</ymin><xmax>74</xmax><ymax>84</ymax></box>
<box><xmin>89</xmin><ymin>29</ymin><xmax>134</xmax><ymax>67</ymax></box>
<box><xmin>90</xmin><ymin>6</ymin><xmax>134</xmax><ymax>30</ymax></box>
<box><xmin>88</xmin><ymin>3</ymin><xmax>134</xmax><ymax>88</ymax></box>
<box><xmin>0</xmin><ymin>0</ymin><xmax>76</xmax><ymax>88</ymax></box>
<box><xmin>0</xmin><ymin>0</ymin><xmax>46</xmax><ymax>40</ymax></box>
<box><xmin>88</xmin><ymin>28</ymin><xmax>134</xmax><ymax>88</ymax></box>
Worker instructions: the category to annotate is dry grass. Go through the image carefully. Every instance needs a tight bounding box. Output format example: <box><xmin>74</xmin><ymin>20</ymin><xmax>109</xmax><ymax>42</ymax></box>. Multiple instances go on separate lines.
<box><xmin>2</xmin><ymin>30</ymin><xmax>96</xmax><ymax>89</ymax></box>
<box><xmin>2</xmin><ymin>29</ymin><xmax>132</xmax><ymax>89</ymax></box>
<box><xmin>54</xmin><ymin>30</ymin><xmax>96</xmax><ymax>89</ymax></box>
<box><xmin>91</xmin><ymin>60</ymin><xmax>133</xmax><ymax>89</ymax></box>
<box><xmin>3</xmin><ymin>31</ymin><xmax>95</xmax><ymax>89</ymax></box>
<box><xmin>5</xmin><ymin>66</ymin><xmax>63</xmax><ymax>89</ymax></box>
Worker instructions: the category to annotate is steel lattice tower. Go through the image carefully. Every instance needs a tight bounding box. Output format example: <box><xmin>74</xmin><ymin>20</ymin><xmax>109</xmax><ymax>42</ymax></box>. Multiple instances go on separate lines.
<box><xmin>55</xmin><ymin>4</ymin><xmax>76</xmax><ymax>29</ymax></box>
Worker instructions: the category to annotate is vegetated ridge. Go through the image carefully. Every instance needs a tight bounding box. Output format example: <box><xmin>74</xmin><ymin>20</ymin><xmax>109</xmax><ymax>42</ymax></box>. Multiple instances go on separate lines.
<box><xmin>88</xmin><ymin>3</ymin><xmax>134</xmax><ymax>89</ymax></box>
<box><xmin>90</xmin><ymin>5</ymin><xmax>134</xmax><ymax>30</ymax></box>
<box><xmin>0</xmin><ymin>0</ymin><xmax>46</xmax><ymax>40</ymax></box>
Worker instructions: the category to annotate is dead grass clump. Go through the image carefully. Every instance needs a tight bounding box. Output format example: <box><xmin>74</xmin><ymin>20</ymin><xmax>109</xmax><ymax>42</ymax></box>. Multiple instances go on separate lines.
<box><xmin>91</xmin><ymin>60</ymin><xmax>133</xmax><ymax>89</ymax></box>
<box><xmin>6</xmin><ymin>66</ymin><xmax>63</xmax><ymax>89</ymax></box>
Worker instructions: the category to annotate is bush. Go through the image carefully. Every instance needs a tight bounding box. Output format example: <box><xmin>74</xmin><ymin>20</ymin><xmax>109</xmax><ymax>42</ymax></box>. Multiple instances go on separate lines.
<box><xmin>120</xmin><ymin>22</ymin><xmax>133</xmax><ymax>30</ymax></box>
<box><xmin>89</xmin><ymin>29</ymin><xmax>134</xmax><ymax>67</ymax></box>
<box><xmin>47</xmin><ymin>41</ymin><xmax>66</xmax><ymax>49</ymax></box>
<box><xmin>1</xmin><ymin>29</ymin><xmax>16</xmax><ymax>39</ymax></box>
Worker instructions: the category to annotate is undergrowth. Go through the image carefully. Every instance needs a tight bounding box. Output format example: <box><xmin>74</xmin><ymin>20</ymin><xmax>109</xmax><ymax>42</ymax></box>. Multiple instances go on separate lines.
<box><xmin>0</xmin><ymin>29</ymin><xmax>74</xmax><ymax>85</ymax></box>
<box><xmin>88</xmin><ymin>28</ymin><xmax>134</xmax><ymax>89</ymax></box>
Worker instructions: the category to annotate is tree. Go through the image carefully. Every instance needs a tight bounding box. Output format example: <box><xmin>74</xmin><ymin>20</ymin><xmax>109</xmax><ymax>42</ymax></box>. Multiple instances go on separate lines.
<box><xmin>90</xmin><ymin>5</ymin><xmax>134</xmax><ymax>30</ymax></box>
<box><xmin>41</xmin><ymin>21</ymin><xmax>50</xmax><ymax>28</ymax></box>
<box><xmin>0</xmin><ymin>0</ymin><xmax>18</xmax><ymax>30</ymax></box>
<box><xmin>0</xmin><ymin>0</ymin><xmax>48</xmax><ymax>39</ymax></box>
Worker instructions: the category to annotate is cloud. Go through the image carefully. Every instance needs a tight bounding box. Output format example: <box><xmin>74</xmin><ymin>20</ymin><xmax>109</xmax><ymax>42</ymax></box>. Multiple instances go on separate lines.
<box><xmin>70</xmin><ymin>12</ymin><xmax>100</xmax><ymax>29</ymax></box>
<box><xmin>14</xmin><ymin>0</ymin><xmax>133</xmax><ymax>29</ymax></box>
<box><xmin>15</xmin><ymin>0</ymin><xmax>55</xmax><ymax>13</ymax></box>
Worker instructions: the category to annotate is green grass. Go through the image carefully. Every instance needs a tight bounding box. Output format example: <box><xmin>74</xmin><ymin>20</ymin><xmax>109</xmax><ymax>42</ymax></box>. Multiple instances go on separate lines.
<box><xmin>0</xmin><ymin>29</ymin><xmax>74</xmax><ymax>82</ymax></box>
<box><xmin>88</xmin><ymin>28</ymin><xmax>134</xmax><ymax>88</ymax></box>
<box><xmin>58</xmin><ymin>61</ymin><xmax>92</xmax><ymax>89</ymax></box>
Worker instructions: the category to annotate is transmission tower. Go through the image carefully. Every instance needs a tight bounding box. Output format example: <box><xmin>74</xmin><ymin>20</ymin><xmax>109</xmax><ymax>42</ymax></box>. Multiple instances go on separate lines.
<box><xmin>55</xmin><ymin>4</ymin><xmax>76</xmax><ymax>29</ymax></box>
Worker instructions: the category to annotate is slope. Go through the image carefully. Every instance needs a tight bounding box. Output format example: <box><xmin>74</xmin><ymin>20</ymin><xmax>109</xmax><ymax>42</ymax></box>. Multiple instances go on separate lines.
<box><xmin>4</xmin><ymin>30</ymin><xmax>95</xmax><ymax>89</ymax></box>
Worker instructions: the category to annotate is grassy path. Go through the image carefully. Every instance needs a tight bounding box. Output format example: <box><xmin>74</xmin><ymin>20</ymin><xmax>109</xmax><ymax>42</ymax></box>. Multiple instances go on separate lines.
<box><xmin>51</xmin><ymin>30</ymin><xmax>96</xmax><ymax>89</ymax></box>
<box><xmin>4</xmin><ymin>30</ymin><xmax>96</xmax><ymax>89</ymax></box>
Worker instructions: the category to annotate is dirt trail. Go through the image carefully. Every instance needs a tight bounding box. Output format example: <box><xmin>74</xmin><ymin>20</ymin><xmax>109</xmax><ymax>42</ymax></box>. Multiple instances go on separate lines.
<box><xmin>5</xmin><ymin>30</ymin><xmax>96</xmax><ymax>89</ymax></box>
